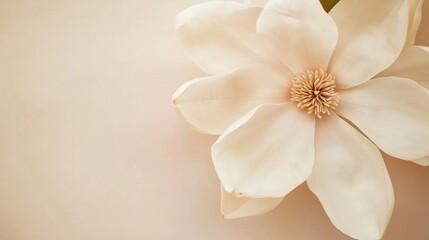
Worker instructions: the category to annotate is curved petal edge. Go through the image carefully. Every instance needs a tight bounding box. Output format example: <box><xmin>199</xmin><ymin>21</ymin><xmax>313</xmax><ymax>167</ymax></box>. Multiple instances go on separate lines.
<box><xmin>212</xmin><ymin>103</ymin><xmax>315</xmax><ymax>198</ymax></box>
<box><xmin>221</xmin><ymin>186</ymin><xmax>283</xmax><ymax>219</ymax></box>
<box><xmin>308</xmin><ymin>113</ymin><xmax>394</xmax><ymax>239</ymax></box>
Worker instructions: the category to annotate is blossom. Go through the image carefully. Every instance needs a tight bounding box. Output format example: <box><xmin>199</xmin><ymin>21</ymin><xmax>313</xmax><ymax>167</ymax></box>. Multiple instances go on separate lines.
<box><xmin>172</xmin><ymin>0</ymin><xmax>429</xmax><ymax>239</ymax></box>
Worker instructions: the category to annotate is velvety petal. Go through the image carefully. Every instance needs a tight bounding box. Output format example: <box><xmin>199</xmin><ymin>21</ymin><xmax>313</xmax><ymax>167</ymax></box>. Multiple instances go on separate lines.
<box><xmin>172</xmin><ymin>67</ymin><xmax>291</xmax><ymax>135</ymax></box>
<box><xmin>405</xmin><ymin>0</ymin><xmax>423</xmax><ymax>47</ymax></box>
<box><xmin>328</xmin><ymin>0</ymin><xmax>408</xmax><ymax>89</ymax></box>
<box><xmin>337</xmin><ymin>77</ymin><xmax>429</xmax><ymax>161</ymax></box>
<box><xmin>212</xmin><ymin>102</ymin><xmax>315</xmax><ymax>197</ymax></box>
<box><xmin>378</xmin><ymin>46</ymin><xmax>429</xmax><ymax>90</ymax></box>
<box><xmin>256</xmin><ymin>0</ymin><xmax>338</xmax><ymax>74</ymax></box>
<box><xmin>307</xmin><ymin>113</ymin><xmax>394</xmax><ymax>240</ymax></box>
<box><xmin>413</xmin><ymin>157</ymin><xmax>429</xmax><ymax>167</ymax></box>
<box><xmin>242</xmin><ymin>0</ymin><xmax>268</xmax><ymax>7</ymax></box>
<box><xmin>176</xmin><ymin>1</ymin><xmax>276</xmax><ymax>74</ymax></box>
<box><xmin>221</xmin><ymin>186</ymin><xmax>283</xmax><ymax>219</ymax></box>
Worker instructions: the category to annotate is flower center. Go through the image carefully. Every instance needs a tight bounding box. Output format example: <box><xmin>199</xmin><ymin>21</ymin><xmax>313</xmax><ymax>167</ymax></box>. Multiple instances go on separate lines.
<box><xmin>290</xmin><ymin>69</ymin><xmax>340</xmax><ymax>118</ymax></box>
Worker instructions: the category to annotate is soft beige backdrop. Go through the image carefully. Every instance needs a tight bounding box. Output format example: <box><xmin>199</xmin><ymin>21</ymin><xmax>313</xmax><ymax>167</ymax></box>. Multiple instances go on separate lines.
<box><xmin>0</xmin><ymin>0</ymin><xmax>428</xmax><ymax>239</ymax></box>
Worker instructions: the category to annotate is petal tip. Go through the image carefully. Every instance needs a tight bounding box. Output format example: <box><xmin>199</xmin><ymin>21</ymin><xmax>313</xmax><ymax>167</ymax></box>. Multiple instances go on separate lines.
<box><xmin>221</xmin><ymin>212</ymin><xmax>236</xmax><ymax>220</ymax></box>
<box><xmin>174</xmin><ymin>3</ymin><xmax>197</xmax><ymax>30</ymax></box>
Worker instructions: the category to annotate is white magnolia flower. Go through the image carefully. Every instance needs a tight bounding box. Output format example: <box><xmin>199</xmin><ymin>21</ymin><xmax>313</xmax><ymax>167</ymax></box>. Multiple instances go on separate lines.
<box><xmin>172</xmin><ymin>0</ymin><xmax>429</xmax><ymax>239</ymax></box>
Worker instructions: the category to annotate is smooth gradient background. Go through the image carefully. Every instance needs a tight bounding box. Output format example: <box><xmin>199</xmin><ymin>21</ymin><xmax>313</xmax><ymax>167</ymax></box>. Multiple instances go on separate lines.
<box><xmin>0</xmin><ymin>0</ymin><xmax>428</xmax><ymax>239</ymax></box>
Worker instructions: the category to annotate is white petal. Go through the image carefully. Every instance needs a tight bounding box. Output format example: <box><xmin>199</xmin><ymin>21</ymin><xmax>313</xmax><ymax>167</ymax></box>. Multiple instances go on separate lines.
<box><xmin>337</xmin><ymin>77</ymin><xmax>429</xmax><ymax>161</ymax></box>
<box><xmin>242</xmin><ymin>0</ymin><xmax>268</xmax><ymax>7</ymax></box>
<box><xmin>378</xmin><ymin>46</ymin><xmax>429</xmax><ymax>90</ymax></box>
<box><xmin>176</xmin><ymin>2</ymin><xmax>276</xmax><ymax>74</ymax></box>
<box><xmin>328</xmin><ymin>0</ymin><xmax>408</xmax><ymax>89</ymax></box>
<box><xmin>405</xmin><ymin>0</ymin><xmax>423</xmax><ymax>47</ymax></box>
<box><xmin>307</xmin><ymin>113</ymin><xmax>394</xmax><ymax>240</ymax></box>
<box><xmin>221</xmin><ymin>186</ymin><xmax>283</xmax><ymax>219</ymax></box>
<box><xmin>212</xmin><ymin>102</ymin><xmax>315</xmax><ymax>197</ymax></box>
<box><xmin>413</xmin><ymin>156</ymin><xmax>429</xmax><ymax>166</ymax></box>
<box><xmin>256</xmin><ymin>0</ymin><xmax>338</xmax><ymax>74</ymax></box>
<box><xmin>172</xmin><ymin>67</ymin><xmax>291</xmax><ymax>135</ymax></box>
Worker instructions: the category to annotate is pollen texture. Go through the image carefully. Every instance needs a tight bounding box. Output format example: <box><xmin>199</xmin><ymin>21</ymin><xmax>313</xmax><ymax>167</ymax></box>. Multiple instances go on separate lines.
<box><xmin>291</xmin><ymin>69</ymin><xmax>340</xmax><ymax>118</ymax></box>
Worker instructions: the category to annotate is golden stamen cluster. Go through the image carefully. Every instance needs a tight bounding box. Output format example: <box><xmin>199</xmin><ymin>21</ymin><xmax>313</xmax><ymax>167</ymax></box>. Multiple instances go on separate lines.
<box><xmin>290</xmin><ymin>69</ymin><xmax>340</xmax><ymax>118</ymax></box>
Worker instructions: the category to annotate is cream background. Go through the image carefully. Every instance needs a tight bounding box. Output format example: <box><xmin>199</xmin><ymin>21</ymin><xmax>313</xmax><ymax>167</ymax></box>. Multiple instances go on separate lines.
<box><xmin>0</xmin><ymin>0</ymin><xmax>428</xmax><ymax>239</ymax></box>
